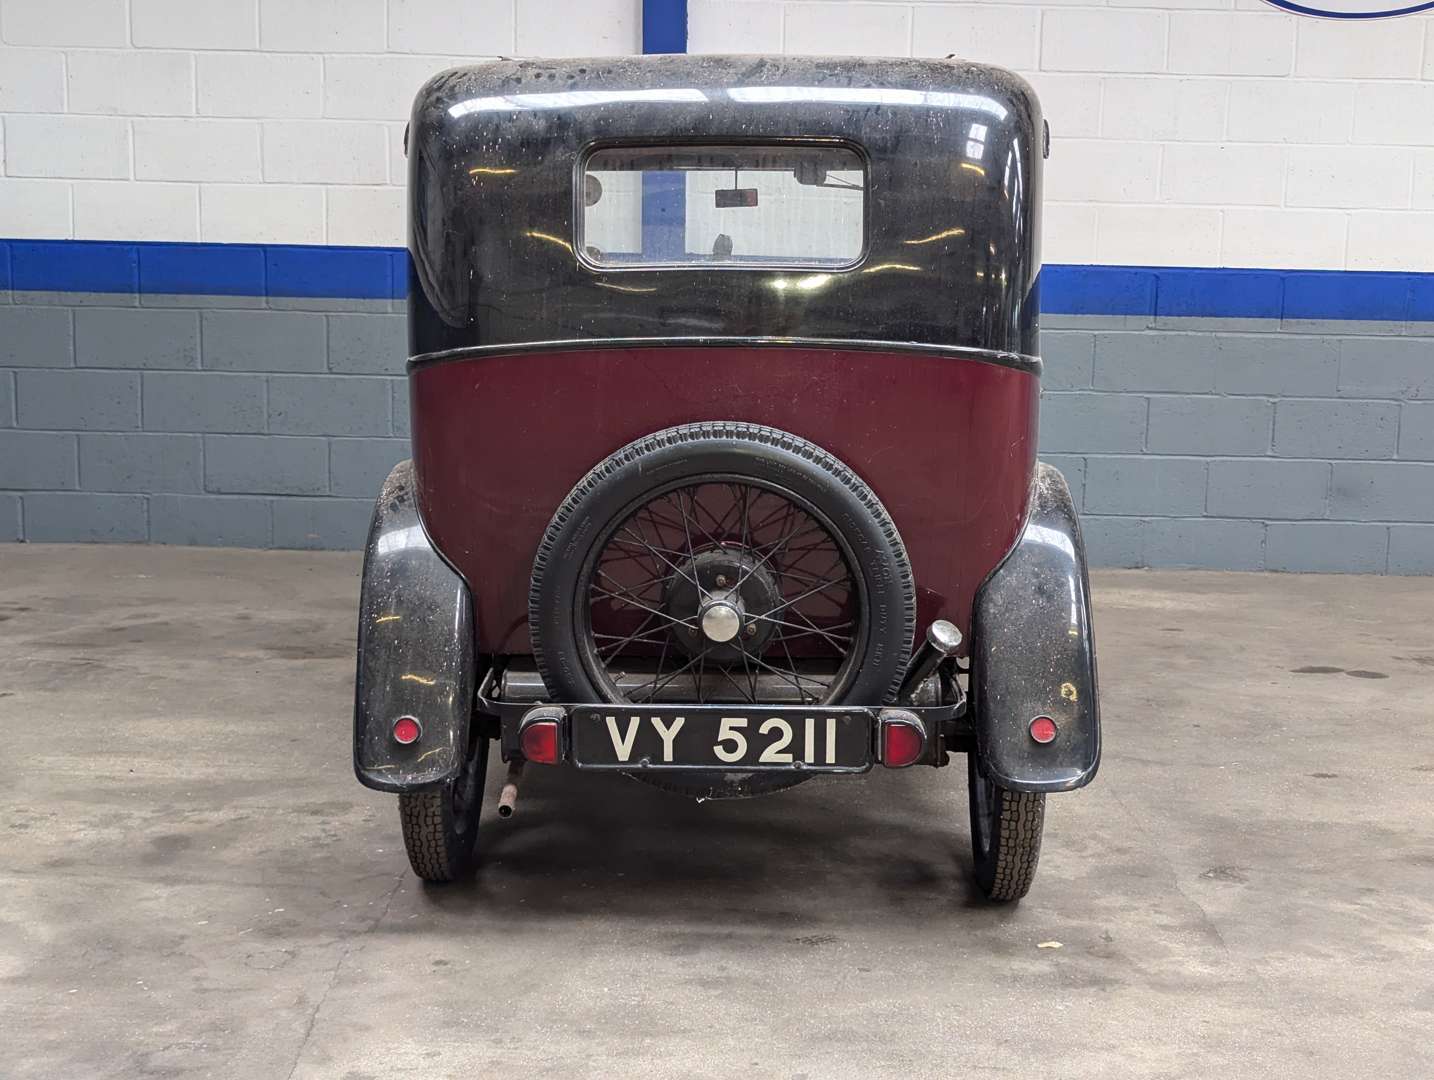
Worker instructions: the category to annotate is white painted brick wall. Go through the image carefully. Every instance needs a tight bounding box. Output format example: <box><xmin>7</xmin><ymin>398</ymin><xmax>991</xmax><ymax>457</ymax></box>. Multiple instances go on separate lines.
<box><xmin>72</xmin><ymin>179</ymin><xmax>198</xmax><ymax>240</ymax></box>
<box><xmin>67</xmin><ymin>51</ymin><xmax>195</xmax><ymax>116</ymax></box>
<box><xmin>514</xmin><ymin>0</ymin><xmax>639</xmax><ymax>55</ymax></box>
<box><xmin>134</xmin><ymin>119</ymin><xmax>263</xmax><ymax>182</ymax></box>
<box><xmin>390</xmin><ymin>0</ymin><xmax>515</xmax><ymax>54</ymax></box>
<box><xmin>261</xmin><ymin>121</ymin><xmax>388</xmax><ymax>184</ymax></box>
<box><xmin>1353</xmin><ymin>82</ymin><xmax>1434</xmax><ymax>146</ymax></box>
<box><xmin>259</xmin><ymin>0</ymin><xmax>389</xmax><ymax>53</ymax></box>
<box><xmin>6</xmin><ymin>114</ymin><xmax>130</xmax><ymax>178</ymax></box>
<box><xmin>1041</xmin><ymin>10</ymin><xmax>1166</xmax><ymax>74</ymax></box>
<box><xmin>1</xmin><ymin>0</ymin><xmax>127</xmax><ymax>47</ymax></box>
<box><xmin>1294</xmin><ymin>17</ymin><xmax>1424</xmax><ymax>79</ymax></box>
<box><xmin>910</xmin><ymin>5</ymin><xmax>1041</xmax><ymax>70</ymax></box>
<box><xmin>1347</xmin><ymin>211</ymin><xmax>1434</xmax><ymax>270</ymax></box>
<box><xmin>689</xmin><ymin>0</ymin><xmax>783</xmax><ymax>53</ymax></box>
<box><xmin>1285</xmin><ymin>146</ymin><xmax>1413</xmax><ymax>209</ymax></box>
<box><xmin>684</xmin><ymin>0</ymin><xmax>1434</xmax><ymax>271</ymax></box>
<box><xmin>0</xmin><ymin>0</ymin><xmax>640</xmax><ymax>247</ymax></box>
<box><xmin>784</xmin><ymin>3</ymin><xmax>911</xmax><ymax>56</ymax></box>
<box><xmin>131</xmin><ymin>0</ymin><xmax>259</xmax><ymax>50</ymax></box>
<box><xmin>1161</xmin><ymin>144</ymin><xmax>1287</xmax><ymax>206</ymax></box>
<box><xmin>326</xmin><ymin>184</ymin><xmax>406</xmax><ymax>245</ymax></box>
<box><xmin>0</xmin><ymin>177</ymin><xmax>71</xmax><ymax>236</ymax></box>
<box><xmin>197</xmin><ymin>54</ymin><xmax>324</xmax><ymax>118</ymax></box>
<box><xmin>2</xmin><ymin>0</ymin><xmax>1433</xmax><ymax>270</ymax></box>
<box><xmin>200</xmin><ymin>184</ymin><xmax>325</xmax><ymax>244</ymax></box>
<box><xmin>1417</xmin><ymin>150</ymin><xmax>1434</xmax><ymax>209</ymax></box>
<box><xmin>0</xmin><ymin>47</ymin><xmax>64</xmax><ymax>110</ymax></box>
<box><xmin>1220</xmin><ymin>208</ymin><xmax>1348</xmax><ymax>269</ymax></box>
<box><xmin>1167</xmin><ymin>13</ymin><xmax>1293</xmax><ymax>77</ymax></box>
<box><xmin>324</xmin><ymin>55</ymin><xmax>475</xmax><ymax>120</ymax></box>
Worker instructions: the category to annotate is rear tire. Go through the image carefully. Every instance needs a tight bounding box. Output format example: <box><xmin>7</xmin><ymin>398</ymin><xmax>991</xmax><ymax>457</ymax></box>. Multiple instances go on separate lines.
<box><xmin>398</xmin><ymin>735</ymin><xmax>489</xmax><ymax>882</ymax></box>
<box><xmin>968</xmin><ymin>755</ymin><xmax>1045</xmax><ymax>902</ymax></box>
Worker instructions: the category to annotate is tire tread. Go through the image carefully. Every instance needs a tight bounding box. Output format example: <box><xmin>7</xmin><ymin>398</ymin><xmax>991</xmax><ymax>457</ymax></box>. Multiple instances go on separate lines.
<box><xmin>399</xmin><ymin>790</ymin><xmax>457</xmax><ymax>883</ymax></box>
<box><xmin>986</xmin><ymin>787</ymin><xmax>1045</xmax><ymax>901</ymax></box>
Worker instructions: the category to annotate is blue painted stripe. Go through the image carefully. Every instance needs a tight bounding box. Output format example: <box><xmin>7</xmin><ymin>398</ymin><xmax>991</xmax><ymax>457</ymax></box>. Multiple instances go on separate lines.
<box><xmin>3</xmin><ymin>238</ymin><xmax>405</xmax><ymax>300</ymax></box>
<box><xmin>12</xmin><ymin>240</ymin><xmax>140</xmax><ymax>294</ymax></box>
<box><xmin>642</xmin><ymin>0</ymin><xmax>687</xmax><ymax>54</ymax></box>
<box><xmin>1281</xmin><ymin>270</ymin><xmax>1413</xmax><ymax>323</ymax></box>
<box><xmin>264</xmin><ymin>244</ymin><xmax>398</xmax><ymax>299</ymax></box>
<box><xmin>640</xmin><ymin>171</ymin><xmax>687</xmax><ymax>259</ymax></box>
<box><xmin>139</xmin><ymin>242</ymin><xmax>265</xmax><ymax>296</ymax></box>
<box><xmin>1153</xmin><ymin>268</ymin><xmax>1284</xmax><ymax>320</ymax></box>
<box><xmin>640</xmin><ymin>0</ymin><xmax>687</xmax><ymax>254</ymax></box>
<box><xmin>1040</xmin><ymin>264</ymin><xmax>1434</xmax><ymax>323</ymax></box>
<box><xmin>1038</xmin><ymin>266</ymin><xmax>1155</xmax><ymax>317</ymax></box>
<box><xmin>3</xmin><ymin>238</ymin><xmax>1433</xmax><ymax>321</ymax></box>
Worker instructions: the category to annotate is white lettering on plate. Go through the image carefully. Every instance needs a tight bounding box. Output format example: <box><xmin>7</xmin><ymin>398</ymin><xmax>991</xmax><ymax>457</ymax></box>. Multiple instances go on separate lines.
<box><xmin>758</xmin><ymin>718</ymin><xmax>795</xmax><ymax>763</ymax></box>
<box><xmin>714</xmin><ymin>716</ymin><xmax>748</xmax><ymax>762</ymax></box>
<box><xmin>604</xmin><ymin>715</ymin><xmax>640</xmax><ymax>762</ymax></box>
<box><xmin>651</xmin><ymin>715</ymin><xmax>685</xmax><ymax>763</ymax></box>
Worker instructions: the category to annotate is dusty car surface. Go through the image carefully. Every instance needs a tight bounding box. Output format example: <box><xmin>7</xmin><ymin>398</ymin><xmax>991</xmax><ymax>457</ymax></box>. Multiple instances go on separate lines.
<box><xmin>354</xmin><ymin>54</ymin><xmax>1100</xmax><ymax>901</ymax></box>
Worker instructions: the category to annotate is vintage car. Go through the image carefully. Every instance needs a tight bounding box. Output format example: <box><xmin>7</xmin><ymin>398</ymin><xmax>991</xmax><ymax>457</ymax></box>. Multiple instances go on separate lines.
<box><xmin>354</xmin><ymin>54</ymin><xmax>1100</xmax><ymax>901</ymax></box>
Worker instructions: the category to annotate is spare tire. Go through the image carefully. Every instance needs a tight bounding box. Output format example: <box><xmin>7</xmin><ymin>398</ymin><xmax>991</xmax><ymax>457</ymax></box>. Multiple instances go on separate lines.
<box><xmin>529</xmin><ymin>422</ymin><xmax>916</xmax><ymax>799</ymax></box>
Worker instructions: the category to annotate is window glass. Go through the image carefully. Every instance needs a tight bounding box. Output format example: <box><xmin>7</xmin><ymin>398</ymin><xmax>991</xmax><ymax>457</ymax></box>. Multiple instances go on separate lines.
<box><xmin>580</xmin><ymin>144</ymin><xmax>866</xmax><ymax>268</ymax></box>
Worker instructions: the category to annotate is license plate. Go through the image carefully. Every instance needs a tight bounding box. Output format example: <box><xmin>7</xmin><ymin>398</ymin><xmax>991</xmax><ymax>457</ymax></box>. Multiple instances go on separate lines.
<box><xmin>569</xmin><ymin>706</ymin><xmax>873</xmax><ymax>772</ymax></box>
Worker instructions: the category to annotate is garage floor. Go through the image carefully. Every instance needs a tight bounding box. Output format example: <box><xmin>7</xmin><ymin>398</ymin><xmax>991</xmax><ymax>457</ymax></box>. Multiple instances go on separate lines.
<box><xmin>2</xmin><ymin>545</ymin><xmax>1432</xmax><ymax>1079</ymax></box>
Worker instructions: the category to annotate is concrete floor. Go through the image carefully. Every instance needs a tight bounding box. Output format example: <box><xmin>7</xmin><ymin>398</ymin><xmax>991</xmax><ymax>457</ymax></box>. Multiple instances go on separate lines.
<box><xmin>2</xmin><ymin>545</ymin><xmax>1432</xmax><ymax>1079</ymax></box>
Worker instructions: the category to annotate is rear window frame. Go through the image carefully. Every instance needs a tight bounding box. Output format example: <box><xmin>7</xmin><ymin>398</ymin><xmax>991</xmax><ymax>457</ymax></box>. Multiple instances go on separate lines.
<box><xmin>572</xmin><ymin>138</ymin><xmax>873</xmax><ymax>274</ymax></box>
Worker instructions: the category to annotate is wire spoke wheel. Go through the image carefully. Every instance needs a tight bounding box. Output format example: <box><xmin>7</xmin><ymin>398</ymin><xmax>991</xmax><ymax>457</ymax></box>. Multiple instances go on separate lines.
<box><xmin>529</xmin><ymin>423</ymin><xmax>916</xmax><ymax>799</ymax></box>
<box><xmin>581</xmin><ymin>477</ymin><xmax>860</xmax><ymax>707</ymax></box>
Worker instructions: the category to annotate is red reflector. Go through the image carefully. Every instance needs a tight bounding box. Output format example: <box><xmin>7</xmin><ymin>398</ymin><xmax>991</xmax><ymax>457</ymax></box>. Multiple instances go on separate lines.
<box><xmin>881</xmin><ymin>718</ymin><xmax>925</xmax><ymax>768</ymax></box>
<box><xmin>521</xmin><ymin>720</ymin><xmax>560</xmax><ymax>765</ymax></box>
<box><xmin>1029</xmin><ymin>715</ymin><xmax>1058</xmax><ymax>744</ymax></box>
<box><xmin>391</xmin><ymin>716</ymin><xmax>421</xmax><ymax>745</ymax></box>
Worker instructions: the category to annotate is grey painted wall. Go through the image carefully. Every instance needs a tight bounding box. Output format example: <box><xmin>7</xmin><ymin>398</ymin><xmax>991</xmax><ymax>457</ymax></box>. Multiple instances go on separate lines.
<box><xmin>1040</xmin><ymin>314</ymin><xmax>1434</xmax><ymax>574</ymax></box>
<box><xmin>1</xmin><ymin>292</ymin><xmax>408</xmax><ymax>551</ymax></box>
<box><xmin>2</xmin><ymin>292</ymin><xmax>1432</xmax><ymax>572</ymax></box>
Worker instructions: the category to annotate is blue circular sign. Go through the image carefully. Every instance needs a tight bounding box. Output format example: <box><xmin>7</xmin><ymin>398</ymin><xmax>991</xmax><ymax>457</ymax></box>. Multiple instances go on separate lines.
<box><xmin>1262</xmin><ymin>0</ymin><xmax>1434</xmax><ymax>16</ymax></box>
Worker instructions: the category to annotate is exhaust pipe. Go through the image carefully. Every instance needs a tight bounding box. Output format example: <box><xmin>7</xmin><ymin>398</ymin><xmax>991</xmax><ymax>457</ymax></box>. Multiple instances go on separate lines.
<box><xmin>497</xmin><ymin>760</ymin><xmax>524</xmax><ymax>819</ymax></box>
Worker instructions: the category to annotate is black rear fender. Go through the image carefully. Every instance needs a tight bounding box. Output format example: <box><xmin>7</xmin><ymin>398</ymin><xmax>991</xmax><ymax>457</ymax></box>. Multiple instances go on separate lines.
<box><xmin>353</xmin><ymin>460</ymin><xmax>477</xmax><ymax>792</ymax></box>
<box><xmin>969</xmin><ymin>462</ymin><xmax>1100</xmax><ymax>793</ymax></box>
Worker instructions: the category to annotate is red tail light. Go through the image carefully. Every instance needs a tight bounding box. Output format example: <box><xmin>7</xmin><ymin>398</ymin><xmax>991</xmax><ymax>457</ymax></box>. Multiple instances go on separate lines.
<box><xmin>880</xmin><ymin>714</ymin><xmax>925</xmax><ymax>768</ymax></box>
<box><xmin>1029</xmin><ymin>715</ymin><xmax>1058</xmax><ymax>744</ymax></box>
<box><xmin>520</xmin><ymin>719</ymin><xmax>560</xmax><ymax>764</ymax></box>
<box><xmin>391</xmin><ymin>716</ymin><xmax>421</xmax><ymax>745</ymax></box>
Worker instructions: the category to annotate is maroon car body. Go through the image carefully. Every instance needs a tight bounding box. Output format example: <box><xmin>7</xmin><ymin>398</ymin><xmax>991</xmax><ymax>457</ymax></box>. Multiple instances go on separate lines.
<box><xmin>412</xmin><ymin>345</ymin><xmax>1036</xmax><ymax>654</ymax></box>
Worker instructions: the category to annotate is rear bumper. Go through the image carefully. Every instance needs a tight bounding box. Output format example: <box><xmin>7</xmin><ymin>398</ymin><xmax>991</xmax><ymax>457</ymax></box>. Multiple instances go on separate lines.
<box><xmin>480</xmin><ymin>669</ymin><xmax>966</xmax><ymax>771</ymax></box>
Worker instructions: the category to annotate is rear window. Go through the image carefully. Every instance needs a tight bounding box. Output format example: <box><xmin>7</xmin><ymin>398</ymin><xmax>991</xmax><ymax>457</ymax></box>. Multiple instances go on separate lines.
<box><xmin>579</xmin><ymin>144</ymin><xmax>866</xmax><ymax>269</ymax></box>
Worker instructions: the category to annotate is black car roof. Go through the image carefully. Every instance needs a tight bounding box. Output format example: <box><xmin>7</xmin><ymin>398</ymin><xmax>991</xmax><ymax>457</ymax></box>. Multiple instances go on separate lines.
<box><xmin>407</xmin><ymin>54</ymin><xmax>1043</xmax><ymax>362</ymax></box>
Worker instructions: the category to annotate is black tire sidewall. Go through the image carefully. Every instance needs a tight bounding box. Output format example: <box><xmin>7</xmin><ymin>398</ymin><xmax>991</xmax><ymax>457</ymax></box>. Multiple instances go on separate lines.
<box><xmin>530</xmin><ymin>423</ymin><xmax>915</xmax><ymax>709</ymax></box>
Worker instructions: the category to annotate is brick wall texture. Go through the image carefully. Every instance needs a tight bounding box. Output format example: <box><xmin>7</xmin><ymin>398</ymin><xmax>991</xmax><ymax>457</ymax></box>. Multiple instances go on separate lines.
<box><xmin>1041</xmin><ymin>319</ymin><xmax>1434</xmax><ymax>573</ymax></box>
<box><xmin>0</xmin><ymin>292</ymin><xmax>408</xmax><ymax>550</ymax></box>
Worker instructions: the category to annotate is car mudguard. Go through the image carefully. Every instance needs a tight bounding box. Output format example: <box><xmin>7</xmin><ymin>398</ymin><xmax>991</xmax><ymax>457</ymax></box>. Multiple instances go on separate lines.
<box><xmin>969</xmin><ymin>461</ymin><xmax>1100</xmax><ymax>793</ymax></box>
<box><xmin>353</xmin><ymin>460</ymin><xmax>476</xmax><ymax>792</ymax></box>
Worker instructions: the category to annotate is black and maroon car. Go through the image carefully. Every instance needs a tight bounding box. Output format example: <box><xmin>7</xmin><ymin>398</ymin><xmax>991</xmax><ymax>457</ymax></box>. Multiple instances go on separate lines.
<box><xmin>354</xmin><ymin>54</ymin><xmax>1099</xmax><ymax>901</ymax></box>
